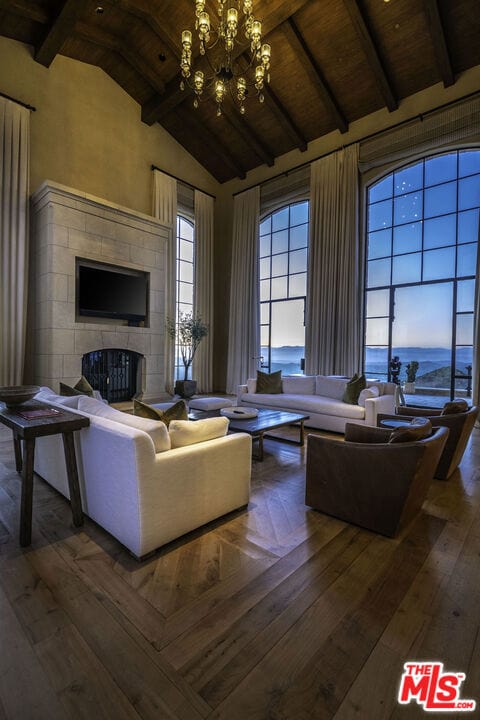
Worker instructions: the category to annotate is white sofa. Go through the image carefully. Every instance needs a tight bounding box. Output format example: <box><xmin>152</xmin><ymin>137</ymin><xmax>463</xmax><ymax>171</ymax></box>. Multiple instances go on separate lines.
<box><xmin>32</xmin><ymin>389</ymin><xmax>252</xmax><ymax>558</ymax></box>
<box><xmin>238</xmin><ymin>375</ymin><xmax>398</xmax><ymax>433</ymax></box>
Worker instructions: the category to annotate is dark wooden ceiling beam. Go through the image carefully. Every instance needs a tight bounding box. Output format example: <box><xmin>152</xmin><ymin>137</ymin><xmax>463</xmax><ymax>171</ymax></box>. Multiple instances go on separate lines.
<box><xmin>176</xmin><ymin>109</ymin><xmax>247</xmax><ymax>180</ymax></box>
<box><xmin>75</xmin><ymin>22</ymin><xmax>165</xmax><ymax>95</ymax></box>
<box><xmin>0</xmin><ymin>0</ymin><xmax>49</xmax><ymax>24</ymax></box>
<box><xmin>282</xmin><ymin>18</ymin><xmax>348</xmax><ymax>134</ymax></box>
<box><xmin>222</xmin><ymin>107</ymin><xmax>275</xmax><ymax>168</ymax></box>
<box><xmin>35</xmin><ymin>0</ymin><xmax>89</xmax><ymax>67</ymax></box>
<box><xmin>115</xmin><ymin>0</ymin><xmax>180</xmax><ymax>60</ymax></box>
<box><xmin>423</xmin><ymin>0</ymin><xmax>455</xmax><ymax>87</ymax></box>
<box><xmin>141</xmin><ymin>0</ymin><xmax>313</xmax><ymax>125</ymax></box>
<box><xmin>342</xmin><ymin>0</ymin><xmax>397</xmax><ymax>112</ymax></box>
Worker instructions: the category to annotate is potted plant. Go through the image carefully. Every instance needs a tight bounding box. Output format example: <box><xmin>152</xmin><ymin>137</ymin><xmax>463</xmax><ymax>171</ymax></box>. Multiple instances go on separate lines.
<box><xmin>166</xmin><ymin>312</ymin><xmax>209</xmax><ymax>398</ymax></box>
<box><xmin>404</xmin><ymin>360</ymin><xmax>419</xmax><ymax>395</ymax></box>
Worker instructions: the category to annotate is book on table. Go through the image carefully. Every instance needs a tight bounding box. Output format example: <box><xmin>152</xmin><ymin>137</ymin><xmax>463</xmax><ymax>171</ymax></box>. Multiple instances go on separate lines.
<box><xmin>17</xmin><ymin>407</ymin><xmax>64</xmax><ymax>420</ymax></box>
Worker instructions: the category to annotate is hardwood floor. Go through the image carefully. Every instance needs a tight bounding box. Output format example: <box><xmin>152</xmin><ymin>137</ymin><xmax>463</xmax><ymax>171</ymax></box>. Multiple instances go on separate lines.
<box><xmin>0</xmin><ymin>423</ymin><xmax>479</xmax><ymax>719</ymax></box>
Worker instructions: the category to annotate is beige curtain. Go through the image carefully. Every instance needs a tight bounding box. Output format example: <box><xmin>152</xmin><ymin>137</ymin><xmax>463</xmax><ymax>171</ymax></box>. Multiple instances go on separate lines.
<box><xmin>193</xmin><ymin>190</ymin><xmax>214</xmax><ymax>392</ymax></box>
<box><xmin>0</xmin><ymin>97</ymin><xmax>30</xmax><ymax>386</ymax></box>
<box><xmin>473</xmin><ymin>212</ymin><xmax>480</xmax><ymax>425</ymax></box>
<box><xmin>226</xmin><ymin>187</ymin><xmax>260</xmax><ymax>395</ymax></box>
<box><xmin>305</xmin><ymin>144</ymin><xmax>361</xmax><ymax>376</ymax></box>
<box><xmin>152</xmin><ymin>169</ymin><xmax>177</xmax><ymax>394</ymax></box>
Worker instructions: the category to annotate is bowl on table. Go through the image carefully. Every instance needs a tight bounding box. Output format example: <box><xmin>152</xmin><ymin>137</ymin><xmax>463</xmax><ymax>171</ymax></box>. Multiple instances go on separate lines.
<box><xmin>0</xmin><ymin>386</ymin><xmax>40</xmax><ymax>408</ymax></box>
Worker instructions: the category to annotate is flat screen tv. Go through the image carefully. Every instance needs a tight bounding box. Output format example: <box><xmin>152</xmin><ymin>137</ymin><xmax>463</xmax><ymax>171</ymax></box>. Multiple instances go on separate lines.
<box><xmin>76</xmin><ymin>259</ymin><xmax>149</xmax><ymax>324</ymax></box>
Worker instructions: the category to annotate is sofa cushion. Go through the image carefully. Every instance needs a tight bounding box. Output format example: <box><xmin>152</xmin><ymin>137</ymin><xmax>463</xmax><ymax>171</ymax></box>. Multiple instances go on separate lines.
<box><xmin>389</xmin><ymin>417</ymin><xmax>432</xmax><ymax>444</ymax></box>
<box><xmin>247</xmin><ymin>378</ymin><xmax>257</xmax><ymax>393</ymax></box>
<box><xmin>315</xmin><ymin>375</ymin><xmax>348</xmax><ymax>400</ymax></box>
<box><xmin>169</xmin><ymin>417</ymin><xmax>229</xmax><ymax>448</ymax></box>
<box><xmin>241</xmin><ymin>392</ymin><xmax>365</xmax><ymax>419</ymax></box>
<box><xmin>133</xmin><ymin>398</ymin><xmax>188</xmax><ymax>427</ymax></box>
<box><xmin>77</xmin><ymin>396</ymin><xmax>171</xmax><ymax>453</ymax></box>
<box><xmin>282</xmin><ymin>375</ymin><xmax>316</xmax><ymax>395</ymax></box>
<box><xmin>256</xmin><ymin>369</ymin><xmax>282</xmax><ymax>394</ymax></box>
<box><xmin>343</xmin><ymin>374</ymin><xmax>367</xmax><ymax>405</ymax></box>
<box><xmin>441</xmin><ymin>399</ymin><xmax>469</xmax><ymax>415</ymax></box>
<box><xmin>358</xmin><ymin>385</ymin><xmax>380</xmax><ymax>407</ymax></box>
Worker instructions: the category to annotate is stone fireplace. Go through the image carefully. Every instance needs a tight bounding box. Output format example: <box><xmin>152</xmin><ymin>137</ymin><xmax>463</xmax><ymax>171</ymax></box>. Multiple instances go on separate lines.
<box><xmin>30</xmin><ymin>181</ymin><xmax>171</xmax><ymax>403</ymax></box>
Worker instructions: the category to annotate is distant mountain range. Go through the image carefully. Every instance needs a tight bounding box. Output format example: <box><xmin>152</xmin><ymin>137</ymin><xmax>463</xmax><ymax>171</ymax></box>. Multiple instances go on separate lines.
<box><xmin>261</xmin><ymin>345</ymin><xmax>473</xmax><ymax>384</ymax></box>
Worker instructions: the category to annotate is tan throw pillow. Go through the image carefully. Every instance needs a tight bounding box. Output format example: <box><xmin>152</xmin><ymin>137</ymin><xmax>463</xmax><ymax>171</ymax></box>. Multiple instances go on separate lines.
<box><xmin>342</xmin><ymin>373</ymin><xmax>367</xmax><ymax>405</ymax></box>
<box><xmin>169</xmin><ymin>417</ymin><xmax>229</xmax><ymax>448</ymax></box>
<box><xmin>256</xmin><ymin>369</ymin><xmax>282</xmax><ymax>394</ymax></box>
<box><xmin>389</xmin><ymin>417</ymin><xmax>432</xmax><ymax>443</ymax></box>
<box><xmin>133</xmin><ymin>398</ymin><xmax>188</xmax><ymax>427</ymax></box>
<box><xmin>441</xmin><ymin>399</ymin><xmax>469</xmax><ymax>416</ymax></box>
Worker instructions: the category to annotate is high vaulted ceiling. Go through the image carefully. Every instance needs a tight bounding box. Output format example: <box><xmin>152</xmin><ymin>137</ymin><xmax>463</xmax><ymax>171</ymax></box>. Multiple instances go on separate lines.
<box><xmin>1</xmin><ymin>0</ymin><xmax>479</xmax><ymax>182</ymax></box>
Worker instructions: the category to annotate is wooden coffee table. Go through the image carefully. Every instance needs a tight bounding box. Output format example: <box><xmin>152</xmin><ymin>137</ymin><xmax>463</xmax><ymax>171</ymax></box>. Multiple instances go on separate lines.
<box><xmin>0</xmin><ymin>401</ymin><xmax>89</xmax><ymax>546</ymax></box>
<box><xmin>189</xmin><ymin>407</ymin><xmax>309</xmax><ymax>460</ymax></box>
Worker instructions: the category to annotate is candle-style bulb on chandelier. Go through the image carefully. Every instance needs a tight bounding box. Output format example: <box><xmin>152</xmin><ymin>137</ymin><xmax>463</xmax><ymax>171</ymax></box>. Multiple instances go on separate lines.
<box><xmin>180</xmin><ymin>0</ymin><xmax>272</xmax><ymax>116</ymax></box>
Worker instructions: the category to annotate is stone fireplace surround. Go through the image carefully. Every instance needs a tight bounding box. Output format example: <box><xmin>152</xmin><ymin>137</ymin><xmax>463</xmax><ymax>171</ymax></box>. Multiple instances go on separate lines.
<box><xmin>31</xmin><ymin>181</ymin><xmax>171</xmax><ymax>403</ymax></box>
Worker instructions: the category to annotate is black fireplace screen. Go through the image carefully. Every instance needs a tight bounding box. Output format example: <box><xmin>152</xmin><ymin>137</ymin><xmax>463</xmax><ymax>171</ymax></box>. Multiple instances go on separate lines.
<box><xmin>82</xmin><ymin>349</ymin><xmax>142</xmax><ymax>403</ymax></box>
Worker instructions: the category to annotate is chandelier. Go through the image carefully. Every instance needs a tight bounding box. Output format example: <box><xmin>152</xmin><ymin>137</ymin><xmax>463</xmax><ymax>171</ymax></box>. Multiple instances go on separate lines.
<box><xmin>180</xmin><ymin>0</ymin><xmax>272</xmax><ymax>116</ymax></box>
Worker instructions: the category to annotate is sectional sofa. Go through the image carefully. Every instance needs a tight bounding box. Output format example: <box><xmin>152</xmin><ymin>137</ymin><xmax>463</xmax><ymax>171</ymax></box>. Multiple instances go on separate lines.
<box><xmin>238</xmin><ymin>375</ymin><xmax>398</xmax><ymax>433</ymax></box>
<box><xmin>31</xmin><ymin>388</ymin><xmax>251</xmax><ymax>558</ymax></box>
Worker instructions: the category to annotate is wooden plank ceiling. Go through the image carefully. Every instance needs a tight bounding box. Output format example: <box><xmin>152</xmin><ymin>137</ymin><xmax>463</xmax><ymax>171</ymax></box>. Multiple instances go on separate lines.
<box><xmin>1</xmin><ymin>0</ymin><xmax>479</xmax><ymax>182</ymax></box>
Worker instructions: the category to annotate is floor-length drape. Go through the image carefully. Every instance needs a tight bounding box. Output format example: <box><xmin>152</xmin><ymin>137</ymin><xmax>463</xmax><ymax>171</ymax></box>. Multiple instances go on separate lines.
<box><xmin>0</xmin><ymin>97</ymin><xmax>30</xmax><ymax>385</ymax></box>
<box><xmin>152</xmin><ymin>170</ymin><xmax>177</xmax><ymax>394</ymax></box>
<box><xmin>226</xmin><ymin>187</ymin><xmax>260</xmax><ymax>395</ymax></box>
<box><xmin>193</xmin><ymin>190</ymin><xmax>214</xmax><ymax>392</ymax></box>
<box><xmin>473</xmin><ymin>213</ymin><xmax>480</xmax><ymax>426</ymax></box>
<box><xmin>305</xmin><ymin>144</ymin><xmax>361</xmax><ymax>377</ymax></box>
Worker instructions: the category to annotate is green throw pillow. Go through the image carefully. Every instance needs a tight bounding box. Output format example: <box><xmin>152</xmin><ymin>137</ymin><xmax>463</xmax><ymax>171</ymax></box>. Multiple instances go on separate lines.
<box><xmin>256</xmin><ymin>369</ymin><xmax>283</xmax><ymax>394</ymax></box>
<box><xmin>441</xmin><ymin>399</ymin><xmax>469</xmax><ymax>416</ymax></box>
<box><xmin>133</xmin><ymin>399</ymin><xmax>188</xmax><ymax>427</ymax></box>
<box><xmin>342</xmin><ymin>373</ymin><xmax>366</xmax><ymax>405</ymax></box>
<box><xmin>60</xmin><ymin>376</ymin><xmax>94</xmax><ymax>397</ymax></box>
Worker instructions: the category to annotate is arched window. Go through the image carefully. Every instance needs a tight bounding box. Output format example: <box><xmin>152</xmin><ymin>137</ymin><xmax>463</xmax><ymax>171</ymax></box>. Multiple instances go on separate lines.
<box><xmin>259</xmin><ymin>201</ymin><xmax>309</xmax><ymax>374</ymax></box>
<box><xmin>364</xmin><ymin>150</ymin><xmax>479</xmax><ymax>406</ymax></box>
<box><xmin>175</xmin><ymin>215</ymin><xmax>194</xmax><ymax>380</ymax></box>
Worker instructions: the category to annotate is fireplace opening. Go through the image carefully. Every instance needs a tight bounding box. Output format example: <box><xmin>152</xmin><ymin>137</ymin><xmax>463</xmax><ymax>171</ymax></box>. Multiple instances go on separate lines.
<box><xmin>82</xmin><ymin>349</ymin><xmax>143</xmax><ymax>403</ymax></box>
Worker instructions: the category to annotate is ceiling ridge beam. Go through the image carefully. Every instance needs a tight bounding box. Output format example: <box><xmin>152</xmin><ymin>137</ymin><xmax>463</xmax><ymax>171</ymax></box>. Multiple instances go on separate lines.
<box><xmin>75</xmin><ymin>22</ymin><xmax>165</xmax><ymax>95</ymax></box>
<box><xmin>35</xmin><ymin>0</ymin><xmax>89</xmax><ymax>68</ymax></box>
<box><xmin>283</xmin><ymin>18</ymin><xmax>348</xmax><ymax>134</ymax></box>
<box><xmin>141</xmin><ymin>0</ymin><xmax>313</xmax><ymax>126</ymax></box>
<box><xmin>342</xmin><ymin>0</ymin><xmax>397</xmax><ymax>112</ymax></box>
<box><xmin>423</xmin><ymin>0</ymin><xmax>455</xmax><ymax>87</ymax></box>
<box><xmin>222</xmin><ymin>108</ymin><xmax>275</xmax><ymax>168</ymax></box>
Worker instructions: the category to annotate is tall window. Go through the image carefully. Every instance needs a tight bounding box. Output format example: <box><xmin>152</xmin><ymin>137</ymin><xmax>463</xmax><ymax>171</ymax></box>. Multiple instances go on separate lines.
<box><xmin>259</xmin><ymin>201</ymin><xmax>309</xmax><ymax>374</ymax></box>
<box><xmin>175</xmin><ymin>215</ymin><xmax>194</xmax><ymax>380</ymax></box>
<box><xmin>364</xmin><ymin>150</ymin><xmax>479</xmax><ymax>405</ymax></box>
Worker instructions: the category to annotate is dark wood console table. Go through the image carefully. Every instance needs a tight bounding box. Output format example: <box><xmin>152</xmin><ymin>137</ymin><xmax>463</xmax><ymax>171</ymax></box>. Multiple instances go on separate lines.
<box><xmin>0</xmin><ymin>401</ymin><xmax>89</xmax><ymax>546</ymax></box>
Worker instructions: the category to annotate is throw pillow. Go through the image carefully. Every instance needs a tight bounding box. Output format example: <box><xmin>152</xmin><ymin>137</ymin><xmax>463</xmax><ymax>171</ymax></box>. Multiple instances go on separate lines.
<box><xmin>133</xmin><ymin>398</ymin><xmax>188</xmax><ymax>427</ymax></box>
<box><xmin>389</xmin><ymin>417</ymin><xmax>432</xmax><ymax>444</ymax></box>
<box><xmin>441</xmin><ymin>399</ymin><xmax>469</xmax><ymax>416</ymax></box>
<box><xmin>169</xmin><ymin>417</ymin><xmax>229</xmax><ymax>448</ymax></box>
<box><xmin>342</xmin><ymin>373</ymin><xmax>367</xmax><ymax>405</ymax></box>
<box><xmin>59</xmin><ymin>375</ymin><xmax>94</xmax><ymax>397</ymax></box>
<box><xmin>77</xmin><ymin>395</ymin><xmax>171</xmax><ymax>453</ymax></box>
<box><xmin>256</xmin><ymin>369</ymin><xmax>282</xmax><ymax>394</ymax></box>
<box><xmin>357</xmin><ymin>385</ymin><xmax>380</xmax><ymax>408</ymax></box>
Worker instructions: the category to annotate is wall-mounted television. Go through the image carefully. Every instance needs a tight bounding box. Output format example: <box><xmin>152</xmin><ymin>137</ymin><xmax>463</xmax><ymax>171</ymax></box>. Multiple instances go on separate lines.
<box><xmin>76</xmin><ymin>258</ymin><xmax>149</xmax><ymax>325</ymax></box>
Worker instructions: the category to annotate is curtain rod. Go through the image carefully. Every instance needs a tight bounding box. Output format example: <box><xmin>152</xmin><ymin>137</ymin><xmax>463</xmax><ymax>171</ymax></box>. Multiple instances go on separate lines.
<box><xmin>0</xmin><ymin>91</ymin><xmax>36</xmax><ymax>112</ymax></box>
<box><xmin>151</xmin><ymin>165</ymin><xmax>216</xmax><ymax>199</ymax></box>
<box><xmin>232</xmin><ymin>89</ymin><xmax>480</xmax><ymax>197</ymax></box>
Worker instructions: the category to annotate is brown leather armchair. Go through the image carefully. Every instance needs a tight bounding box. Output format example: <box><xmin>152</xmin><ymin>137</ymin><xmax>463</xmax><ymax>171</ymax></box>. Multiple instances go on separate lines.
<box><xmin>377</xmin><ymin>405</ymin><xmax>478</xmax><ymax>479</ymax></box>
<box><xmin>305</xmin><ymin>423</ymin><xmax>449</xmax><ymax>537</ymax></box>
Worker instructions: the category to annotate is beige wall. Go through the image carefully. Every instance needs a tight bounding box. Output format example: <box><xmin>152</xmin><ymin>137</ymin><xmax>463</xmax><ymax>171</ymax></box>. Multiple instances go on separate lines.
<box><xmin>0</xmin><ymin>36</ymin><xmax>219</xmax><ymax>215</ymax></box>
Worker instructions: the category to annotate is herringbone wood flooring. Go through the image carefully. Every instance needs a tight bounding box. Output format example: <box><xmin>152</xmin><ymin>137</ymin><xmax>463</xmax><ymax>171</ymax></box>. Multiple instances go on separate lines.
<box><xmin>0</xmin><ymin>423</ymin><xmax>479</xmax><ymax>720</ymax></box>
